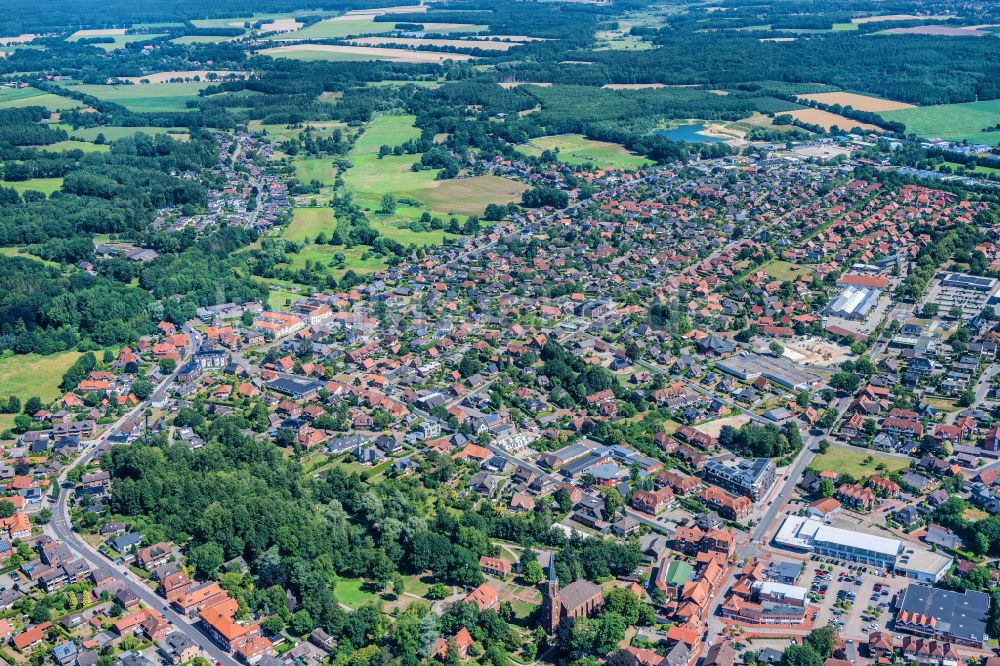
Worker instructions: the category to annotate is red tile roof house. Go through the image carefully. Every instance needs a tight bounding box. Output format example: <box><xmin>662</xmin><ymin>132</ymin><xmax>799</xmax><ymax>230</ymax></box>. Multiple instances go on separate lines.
<box><xmin>463</xmin><ymin>583</ymin><xmax>499</xmax><ymax>611</ymax></box>
<box><xmin>12</xmin><ymin>622</ymin><xmax>52</xmax><ymax>652</ymax></box>
<box><xmin>479</xmin><ymin>556</ymin><xmax>511</xmax><ymax>578</ymax></box>
<box><xmin>137</xmin><ymin>542</ymin><xmax>173</xmax><ymax>570</ymax></box>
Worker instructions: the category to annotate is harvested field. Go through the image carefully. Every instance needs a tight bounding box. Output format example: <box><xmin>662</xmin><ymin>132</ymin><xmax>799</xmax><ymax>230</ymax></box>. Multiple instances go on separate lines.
<box><xmin>695</xmin><ymin>414</ymin><xmax>750</xmax><ymax>438</ymax></box>
<box><xmin>260</xmin><ymin>44</ymin><xmax>472</xmax><ymax>62</ymax></box>
<box><xmin>760</xmin><ymin>37</ymin><xmax>796</xmax><ymax>42</ymax></box>
<box><xmin>336</xmin><ymin>6</ymin><xmax>429</xmax><ymax>18</ymax></box>
<box><xmin>884</xmin><ymin>25</ymin><xmax>992</xmax><ymax>36</ymax></box>
<box><xmin>108</xmin><ymin>70</ymin><xmax>247</xmax><ymax>84</ymax></box>
<box><xmin>498</xmin><ymin>81</ymin><xmax>551</xmax><ymax>88</ymax></box>
<box><xmin>280</xmin><ymin>19</ymin><xmax>485</xmax><ymax>40</ymax></box>
<box><xmin>786</xmin><ymin>108</ymin><xmax>879</xmax><ymax>131</ymax></box>
<box><xmin>516</xmin><ymin>133</ymin><xmax>650</xmax><ymax>169</ymax></box>
<box><xmin>69</xmin><ymin>28</ymin><xmax>126</xmax><ymax>38</ymax></box>
<box><xmin>350</xmin><ymin>37</ymin><xmax>521</xmax><ymax>50</ymax></box>
<box><xmin>0</xmin><ymin>34</ymin><xmax>37</xmax><ymax>45</ymax></box>
<box><xmin>259</xmin><ymin>18</ymin><xmax>303</xmax><ymax>32</ymax></box>
<box><xmin>797</xmin><ymin>92</ymin><xmax>914</xmax><ymax>112</ymax></box>
<box><xmin>851</xmin><ymin>13</ymin><xmax>956</xmax><ymax>23</ymax></box>
<box><xmin>602</xmin><ymin>83</ymin><xmax>664</xmax><ymax>90</ymax></box>
<box><xmin>709</xmin><ymin>89</ymin><xmax>730</xmax><ymax>96</ymax></box>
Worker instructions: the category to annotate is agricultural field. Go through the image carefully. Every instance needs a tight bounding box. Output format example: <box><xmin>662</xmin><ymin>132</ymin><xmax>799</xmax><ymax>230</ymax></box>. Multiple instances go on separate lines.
<box><xmin>171</xmin><ymin>35</ymin><xmax>238</xmax><ymax>45</ymax></box>
<box><xmin>0</xmin><ymin>87</ymin><xmax>81</xmax><ymax>111</ymax></box>
<box><xmin>273</xmin><ymin>17</ymin><xmax>487</xmax><ymax>41</ymax></box>
<box><xmin>1</xmin><ymin>177</ymin><xmax>63</xmax><ymax>195</ymax></box>
<box><xmin>812</xmin><ymin>447</ymin><xmax>910</xmax><ymax>478</ymax></box>
<box><xmin>292</xmin><ymin>156</ymin><xmax>337</xmax><ymax>188</ymax></box>
<box><xmin>66</xmin><ymin>125</ymin><xmax>189</xmax><ymax>141</ymax></box>
<box><xmin>111</xmin><ymin>70</ymin><xmax>244</xmax><ymax>84</ymax></box>
<box><xmin>350</xmin><ymin>36</ymin><xmax>521</xmax><ymax>50</ymax></box>
<box><xmin>68</xmin><ymin>31</ymin><xmax>167</xmax><ymax>50</ymax></box>
<box><xmin>248</xmin><ymin>119</ymin><xmax>345</xmax><ymax>142</ymax></box>
<box><xmin>283</xmin><ymin>207</ymin><xmax>334</xmax><ymax>242</ymax></box>
<box><xmin>797</xmin><ymin>91</ymin><xmax>914</xmax><ymax>112</ymax></box>
<box><xmin>516</xmin><ymin>133</ymin><xmax>651</xmax><ymax>169</ymax></box>
<box><xmin>881</xmin><ymin>99</ymin><xmax>1000</xmax><ymax>145</ymax></box>
<box><xmin>403</xmin><ymin>175</ymin><xmax>528</xmax><ymax>217</ymax></box>
<box><xmin>259</xmin><ymin>44</ymin><xmax>473</xmax><ymax>63</ymax></box>
<box><xmin>69</xmin><ymin>82</ymin><xmax>214</xmax><ymax>113</ymax></box>
<box><xmin>786</xmin><ymin>108</ymin><xmax>879</xmax><ymax>131</ymax></box>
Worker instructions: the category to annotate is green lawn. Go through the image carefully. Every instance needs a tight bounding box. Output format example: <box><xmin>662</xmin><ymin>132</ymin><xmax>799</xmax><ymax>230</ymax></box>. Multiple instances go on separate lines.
<box><xmin>882</xmin><ymin>99</ymin><xmax>1000</xmax><ymax>145</ymax></box>
<box><xmin>761</xmin><ymin>260</ymin><xmax>813</xmax><ymax>282</ymax></box>
<box><xmin>281</xmin><ymin>244</ymin><xmax>386</xmax><ymax>277</ymax></box>
<box><xmin>0</xmin><ymin>351</ymin><xmax>83</xmax><ymax>430</ymax></box>
<box><xmin>267</xmin><ymin>288</ymin><xmax>301</xmax><ymax>311</ymax></box>
<box><xmin>0</xmin><ymin>87</ymin><xmax>81</xmax><ymax>111</ymax></box>
<box><xmin>1</xmin><ymin>178</ymin><xmax>63</xmax><ymax>195</ymax></box>
<box><xmin>69</xmin><ymin>82</ymin><xmax>213</xmax><ymax>113</ymax></box>
<box><xmin>812</xmin><ymin>447</ymin><xmax>910</xmax><ymax>479</ymax></box>
<box><xmin>332</xmin><ymin>576</ymin><xmax>377</xmax><ymax>609</ymax></box>
<box><xmin>516</xmin><ymin>133</ymin><xmax>651</xmax><ymax>169</ymax></box>
<box><xmin>284</xmin><ymin>207</ymin><xmax>334</xmax><ymax>241</ymax></box>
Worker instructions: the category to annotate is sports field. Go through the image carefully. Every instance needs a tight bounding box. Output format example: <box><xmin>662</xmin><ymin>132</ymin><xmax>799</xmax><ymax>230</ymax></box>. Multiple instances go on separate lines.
<box><xmin>812</xmin><ymin>447</ymin><xmax>909</xmax><ymax>479</ymax></box>
<box><xmin>1</xmin><ymin>178</ymin><xmax>63</xmax><ymax>195</ymax></box>
<box><xmin>70</xmin><ymin>82</ymin><xmax>213</xmax><ymax>113</ymax></box>
<box><xmin>881</xmin><ymin>99</ymin><xmax>1000</xmax><ymax>145</ymax></box>
<box><xmin>516</xmin><ymin>133</ymin><xmax>651</xmax><ymax>169</ymax></box>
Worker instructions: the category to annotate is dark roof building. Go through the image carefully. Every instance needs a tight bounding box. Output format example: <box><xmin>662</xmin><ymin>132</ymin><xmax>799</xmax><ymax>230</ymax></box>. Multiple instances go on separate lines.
<box><xmin>895</xmin><ymin>584</ymin><xmax>990</xmax><ymax>648</ymax></box>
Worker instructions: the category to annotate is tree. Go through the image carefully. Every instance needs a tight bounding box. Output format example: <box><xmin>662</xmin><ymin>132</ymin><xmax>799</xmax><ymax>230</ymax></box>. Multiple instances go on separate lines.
<box><xmin>158</xmin><ymin>358</ymin><xmax>177</xmax><ymax>374</ymax></box>
<box><xmin>380</xmin><ymin>193</ymin><xmax>397</xmax><ymax>215</ymax></box>
<box><xmin>803</xmin><ymin>626</ymin><xmax>835</xmax><ymax>658</ymax></box>
<box><xmin>522</xmin><ymin>560</ymin><xmax>544</xmax><ymax>586</ymax></box>
<box><xmin>922</xmin><ymin>303</ymin><xmax>939</xmax><ymax>317</ymax></box>
<box><xmin>769</xmin><ymin>341</ymin><xmax>784</xmax><ymax>356</ymax></box>
<box><xmin>23</xmin><ymin>396</ymin><xmax>41</xmax><ymax>415</ymax></box>
<box><xmin>949</xmin><ymin>305</ymin><xmax>964</xmax><ymax>320</ymax></box>
<box><xmin>189</xmin><ymin>542</ymin><xmax>224</xmax><ymax>579</ymax></box>
<box><xmin>819</xmin><ymin>478</ymin><xmax>835</xmax><ymax>498</ymax></box>
<box><xmin>131</xmin><ymin>378</ymin><xmax>153</xmax><ymax>401</ymax></box>
<box><xmin>782</xmin><ymin>645</ymin><xmax>822</xmax><ymax>666</ymax></box>
<box><xmin>290</xmin><ymin>609</ymin><xmax>314</xmax><ymax>635</ymax></box>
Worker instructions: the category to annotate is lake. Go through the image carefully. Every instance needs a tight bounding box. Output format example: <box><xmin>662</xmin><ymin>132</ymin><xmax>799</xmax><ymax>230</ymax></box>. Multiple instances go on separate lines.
<box><xmin>656</xmin><ymin>124</ymin><xmax>727</xmax><ymax>143</ymax></box>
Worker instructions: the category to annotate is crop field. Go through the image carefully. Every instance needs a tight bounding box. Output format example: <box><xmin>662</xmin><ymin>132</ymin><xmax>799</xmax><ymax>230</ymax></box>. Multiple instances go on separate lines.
<box><xmin>275</xmin><ymin>17</ymin><xmax>486</xmax><ymax>41</ymax></box>
<box><xmin>70</xmin><ymin>82</ymin><xmax>213</xmax><ymax>112</ymax></box>
<box><xmin>797</xmin><ymin>92</ymin><xmax>914</xmax><ymax>112</ymax></box>
<box><xmin>0</xmin><ymin>87</ymin><xmax>81</xmax><ymax>111</ymax></box>
<box><xmin>516</xmin><ymin>134</ymin><xmax>651</xmax><ymax>169</ymax></box>
<box><xmin>260</xmin><ymin>44</ymin><xmax>473</xmax><ymax>63</ymax></box>
<box><xmin>881</xmin><ymin>99</ymin><xmax>1000</xmax><ymax>145</ymax></box>
<box><xmin>786</xmin><ymin>108</ymin><xmax>879</xmax><ymax>131</ymax></box>
<box><xmin>350</xmin><ymin>37</ymin><xmax>520</xmax><ymax>50</ymax></box>
<box><xmin>1</xmin><ymin>177</ymin><xmax>63</xmax><ymax>195</ymax></box>
<box><xmin>171</xmin><ymin>35</ymin><xmax>238</xmax><ymax>44</ymax></box>
<box><xmin>68</xmin><ymin>31</ymin><xmax>167</xmax><ymax>50</ymax></box>
<box><xmin>851</xmin><ymin>13</ymin><xmax>957</xmax><ymax>23</ymax></box>
<box><xmin>111</xmin><ymin>70</ymin><xmax>245</xmax><ymax>84</ymax></box>
<box><xmin>812</xmin><ymin>447</ymin><xmax>910</xmax><ymax>478</ymax></box>
<box><xmin>284</xmin><ymin>207</ymin><xmax>334</xmax><ymax>241</ymax></box>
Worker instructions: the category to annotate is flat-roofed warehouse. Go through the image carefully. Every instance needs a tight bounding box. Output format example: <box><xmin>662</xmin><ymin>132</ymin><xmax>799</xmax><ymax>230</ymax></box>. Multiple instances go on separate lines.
<box><xmin>715</xmin><ymin>354</ymin><xmax>821</xmax><ymax>392</ymax></box>
<box><xmin>923</xmin><ymin>271</ymin><xmax>1000</xmax><ymax>321</ymax></box>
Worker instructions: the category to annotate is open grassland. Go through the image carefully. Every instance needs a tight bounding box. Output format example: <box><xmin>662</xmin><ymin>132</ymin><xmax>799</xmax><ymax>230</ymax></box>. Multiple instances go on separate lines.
<box><xmin>69</xmin><ymin>32</ymin><xmax>167</xmax><ymax>50</ymax></box>
<box><xmin>797</xmin><ymin>91</ymin><xmax>914</xmax><ymax>112</ymax></box>
<box><xmin>292</xmin><ymin>156</ymin><xmax>337</xmax><ymax>187</ymax></box>
<box><xmin>1</xmin><ymin>178</ymin><xmax>63</xmax><ymax>195</ymax></box>
<box><xmin>110</xmin><ymin>70</ymin><xmax>245</xmax><ymax>84</ymax></box>
<box><xmin>881</xmin><ymin>99</ymin><xmax>1000</xmax><ymax>145</ymax></box>
<box><xmin>0</xmin><ymin>350</ymin><xmax>82</xmax><ymax>406</ymax></box>
<box><xmin>260</xmin><ymin>44</ymin><xmax>472</xmax><ymax>63</ymax></box>
<box><xmin>275</xmin><ymin>17</ymin><xmax>486</xmax><ymax>41</ymax></box>
<box><xmin>851</xmin><ymin>13</ymin><xmax>957</xmax><ymax>23</ymax></box>
<box><xmin>786</xmin><ymin>108</ymin><xmax>879</xmax><ymax>131</ymax></box>
<box><xmin>248</xmin><ymin>119</ymin><xmax>345</xmax><ymax>142</ymax></box>
<box><xmin>761</xmin><ymin>259</ymin><xmax>813</xmax><ymax>281</ymax></box>
<box><xmin>70</xmin><ymin>81</ymin><xmax>213</xmax><ymax>113</ymax></box>
<box><xmin>401</xmin><ymin>175</ymin><xmax>528</xmax><ymax>217</ymax></box>
<box><xmin>812</xmin><ymin>447</ymin><xmax>910</xmax><ymax>478</ymax></box>
<box><xmin>284</xmin><ymin>207</ymin><xmax>334</xmax><ymax>241</ymax></box>
<box><xmin>516</xmin><ymin>133</ymin><xmax>651</xmax><ymax>169</ymax></box>
<box><xmin>67</xmin><ymin>125</ymin><xmax>189</xmax><ymax>141</ymax></box>
<box><xmin>171</xmin><ymin>35</ymin><xmax>238</xmax><ymax>44</ymax></box>
<box><xmin>32</xmin><ymin>140</ymin><xmax>109</xmax><ymax>153</ymax></box>
<box><xmin>0</xmin><ymin>87</ymin><xmax>81</xmax><ymax>111</ymax></box>
<box><xmin>281</xmin><ymin>244</ymin><xmax>387</xmax><ymax>277</ymax></box>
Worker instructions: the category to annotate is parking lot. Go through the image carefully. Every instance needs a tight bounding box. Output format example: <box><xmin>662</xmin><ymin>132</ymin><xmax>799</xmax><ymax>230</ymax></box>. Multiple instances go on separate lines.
<box><xmin>797</xmin><ymin>555</ymin><xmax>910</xmax><ymax>640</ymax></box>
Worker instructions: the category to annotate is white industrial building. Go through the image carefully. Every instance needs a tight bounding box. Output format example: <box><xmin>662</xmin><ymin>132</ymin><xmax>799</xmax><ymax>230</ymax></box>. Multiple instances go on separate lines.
<box><xmin>824</xmin><ymin>284</ymin><xmax>881</xmax><ymax>320</ymax></box>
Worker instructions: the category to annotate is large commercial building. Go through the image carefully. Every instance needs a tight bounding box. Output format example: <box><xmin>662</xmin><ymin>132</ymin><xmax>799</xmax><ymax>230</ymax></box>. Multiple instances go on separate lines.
<box><xmin>715</xmin><ymin>354</ymin><xmax>821</xmax><ymax>392</ymax></box>
<box><xmin>923</xmin><ymin>272</ymin><xmax>1000</xmax><ymax>321</ymax></box>
<box><xmin>895</xmin><ymin>584</ymin><xmax>990</xmax><ymax>648</ymax></box>
<box><xmin>703</xmin><ymin>457</ymin><xmax>776</xmax><ymax>503</ymax></box>
<box><xmin>774</xmin><ymin>516</ymin><xmax>951</xmax><ymax>581</ymax></box>
<box><xmin>824</xmin><ymin>284</ymin><xmax>881</xmax><ymax>320</ymax></box>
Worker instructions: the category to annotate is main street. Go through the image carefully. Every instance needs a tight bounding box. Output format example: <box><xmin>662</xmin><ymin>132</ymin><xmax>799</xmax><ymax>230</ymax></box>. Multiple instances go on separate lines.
<box><xmin>41</xmin><ymin>334</ymin><xmax>241</xmax><ymax>666</ymax></box>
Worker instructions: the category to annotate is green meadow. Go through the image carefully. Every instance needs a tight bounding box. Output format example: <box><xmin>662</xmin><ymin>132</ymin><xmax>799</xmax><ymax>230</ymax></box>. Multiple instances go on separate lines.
<box><xmin>882</xmin><ymin>99</ymin><xmax>1000</xmax><ymax>145</ymax></box>
<box><xmin>0</xmin><ymin>87</ymin><xmax>81</xmax><ymax>111</ymax></box>
<box><xmin>516</xmin><ymin>133</ymin><xmax>651</xmax><ymax>169</ymax></box>
<box><xmin>1</xmin><ymin>178</ymin><xmax>63</xmax><ymax>195</ymax></box>
<box><xmin>69</xmin><ymin>81</ymin><xmax>213</xmax><ymax>113</ymax></box>
<box><xmin>67</xmin><ymin>125</ymin><xmax>189</xmax><ymax>141</ymax></box>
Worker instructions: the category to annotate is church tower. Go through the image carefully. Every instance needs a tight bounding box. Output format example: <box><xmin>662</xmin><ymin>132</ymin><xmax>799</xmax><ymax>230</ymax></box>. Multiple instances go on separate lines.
<box><xmin>542</xmin><ymin>554</ymin><xmax>560</xmax><ymax>634</ymax></box>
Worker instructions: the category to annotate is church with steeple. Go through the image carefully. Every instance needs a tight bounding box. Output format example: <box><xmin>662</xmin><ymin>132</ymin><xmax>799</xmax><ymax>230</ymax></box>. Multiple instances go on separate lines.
<box><xmin>542</xmin><ymin>554</ymin><xmax>604</xmax><ymax>634</ymax></box>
